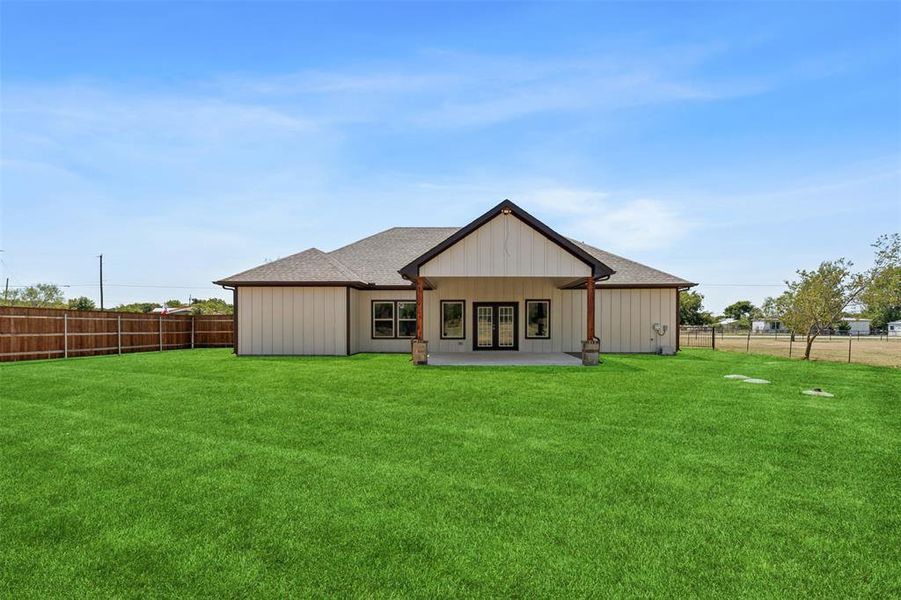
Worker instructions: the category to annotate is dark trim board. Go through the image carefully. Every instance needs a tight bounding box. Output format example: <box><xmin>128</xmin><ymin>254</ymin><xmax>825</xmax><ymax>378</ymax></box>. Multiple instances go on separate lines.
<box><xmin>398</xmin><ymin>199</ymin><xmax>616</xmax><ymax>281</ymax></box>
<box><xmin>595</xmin><ymin>283</ymin><xmax>691</xmax><ymax>289</ymax></box>
<box><xmin>227</xmin><ymin>286</ymin><xmax>238</xmax><ymax>355</ymax></box>
<box><xmin>676</xmin><ymin>289</ymin><xmax>681</xmax><ymax>352</ymax></box>
<box><xmin>345</xmin><ymin>286</ymin><xmax>351</xmax><ymax>356</ymax></box>
<box><xmin>212</xmin><ymin>281</ymin><xmax>423</xmax><ymax>290</ymax></box>
<box><xmin>472</xmin><ymin>302</ymin><xmax>519</xmax><ymax>351</ymax></box>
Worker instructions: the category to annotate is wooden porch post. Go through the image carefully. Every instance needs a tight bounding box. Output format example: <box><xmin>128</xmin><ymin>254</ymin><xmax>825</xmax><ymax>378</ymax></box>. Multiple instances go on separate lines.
<box><xmin>415</xmin><ymin>276</ymin><xmax>424</xmax><ymax>341</ymax></box>
<box><xmin>411</xmin><ymin>276</ymin><xmax>428</xmax><ymax>365</ymax></box>
<box><xmin>582</xmin><ymin>275</ymin><xmax>599</xmax><ymax>365</ymax></box>
<box><xmin>586</xmin><ymin>276</ymin><xmax>596</xmax><ymax>341</ymax></box>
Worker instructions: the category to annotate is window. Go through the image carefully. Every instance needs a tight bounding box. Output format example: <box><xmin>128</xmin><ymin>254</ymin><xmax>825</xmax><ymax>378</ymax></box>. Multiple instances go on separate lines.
<box><xmin>372</xmin><ymin>301</ymin><xmax>395</xmax><ymax>338</ymax></box>
<box><xmin>397</xmin><ymin>302</ymin><xmax>418</xmax><ymax>338</ymax></box>
<box><xmin>526</xmin><ymin>299</ymin><xmax>550</xmax><ymax>339</ymax></box>
<box><xmin>441</xmin><ymin>300</ymin><xmax>465</xmax><ymax>339</ymax></box>
<box><xmin>372</xmin><ymin>300</ymin><xmax>419</xmax><ymax>339</ymax></box>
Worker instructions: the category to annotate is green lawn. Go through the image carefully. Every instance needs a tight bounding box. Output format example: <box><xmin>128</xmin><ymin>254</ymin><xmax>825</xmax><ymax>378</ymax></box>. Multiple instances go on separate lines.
<box><xmin>2</xmin><ymin>350</ymin><xmax>898</xmax><ymax>598</ymax></box>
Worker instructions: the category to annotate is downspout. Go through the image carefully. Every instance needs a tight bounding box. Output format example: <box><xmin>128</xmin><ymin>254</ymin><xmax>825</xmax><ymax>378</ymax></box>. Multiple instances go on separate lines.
<box><xmin>676</xmin><ymin>287</ymin><xmax>687</xmax><ymax>352</ymax></box>
<box><xmin>592</xmin><ymin>274</ymin><xmax>610</xmax><ymax>346</ymax></box>
<box><xmin>221</xmin><ymin>285</ymin><xmax>238</xmax><ymax>355</ymax></box>
<box><xmin>345</xmin><ymin>286</ymin><xmax>351</xmax><ymax>356</ymax></box>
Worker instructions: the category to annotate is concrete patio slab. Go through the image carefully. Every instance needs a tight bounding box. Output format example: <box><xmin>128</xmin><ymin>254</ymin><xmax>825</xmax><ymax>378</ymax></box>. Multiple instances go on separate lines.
<box><xmin>428</xmin><ymin>352</ymin><xmax>582</xmax><ymax>366</ymax></box>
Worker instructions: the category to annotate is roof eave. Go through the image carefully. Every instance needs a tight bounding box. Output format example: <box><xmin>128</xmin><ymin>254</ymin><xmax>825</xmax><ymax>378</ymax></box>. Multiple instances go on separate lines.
<box><xmin>213</xmin><ymin>279</ymin><xmax>370</xmax><ymax>288</ymax></box>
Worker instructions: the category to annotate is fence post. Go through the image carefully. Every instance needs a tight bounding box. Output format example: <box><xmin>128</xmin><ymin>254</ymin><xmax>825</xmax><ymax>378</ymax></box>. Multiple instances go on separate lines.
<box><xmin>789</xmin><ymin>333</ymin><xmax>793</xmax><ymax>358</ymax></box>
<box><xmin>117</xmin><ymin>314</ymin><xmax>122</xmax><ymax>355</ymax></box>
<box><xmin>746</xmin><ymin>327</ymin><xmax>751</xmax><ymax>352</ymax></box>
<box><xmin>159</xmin><ymin>315</ymin><xmax>163</xmax><ymax>351</ymax></box>
<box><xmin>848</xmin><ymin>334</ymin><xmax>852</xmax><ymax>363</ymax></box>
<box><xmin>711</xmin><ymin>327</ymin><xmax>716</xmax><ymax>350</ymax></box>
<box><xmin>63</xmin><ymin>313</ymin><xmax>68</xmax><ymax>359</ymax></box>
<box><xmin>191</xmin><ymin>316</ymin><xmax>195</xmax><ymax>349</ymax></box>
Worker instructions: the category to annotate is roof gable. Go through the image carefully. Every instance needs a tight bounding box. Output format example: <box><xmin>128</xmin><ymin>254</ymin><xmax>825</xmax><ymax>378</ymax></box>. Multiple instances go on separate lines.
<box><xmin>398</xmin><ymin>200</ymin><xmax>615</xmax><ymax>280</ymax></box>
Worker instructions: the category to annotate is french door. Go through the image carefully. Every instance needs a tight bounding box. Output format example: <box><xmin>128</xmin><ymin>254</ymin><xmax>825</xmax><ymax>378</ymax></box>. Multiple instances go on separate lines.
<box><xmin>473</xmin><ymin>303</ymin><xmax>518</xmax><ymax>351</ymax></box>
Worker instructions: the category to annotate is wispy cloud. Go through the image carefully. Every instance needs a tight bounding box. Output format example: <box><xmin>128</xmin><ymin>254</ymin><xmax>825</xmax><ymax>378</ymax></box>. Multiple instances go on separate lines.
<box><xmin>212</xmin><ymin>49</ymin><xmax>772</xmax><ymax>129</ymax></box>
<box><xmin>516</xmin><ymin>186</ymin><xmax>696</xmax><ymax>252</ymax></box>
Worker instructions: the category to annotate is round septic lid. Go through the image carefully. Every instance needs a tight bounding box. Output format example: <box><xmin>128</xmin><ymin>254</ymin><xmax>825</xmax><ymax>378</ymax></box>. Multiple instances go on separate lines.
<box><xmin>802</xmin><ymin>389</ymin><xmax>834</xmax><ymax>397</ymax></box>
<box><xmin>723</xmin><ymin>374</ymin><xmax>748</xmax><ymax>380</ymax></box>
<box><xmin>742</xmin><ymin>378</ymin><xmax>770</xmax><ymax>384</ymax></box>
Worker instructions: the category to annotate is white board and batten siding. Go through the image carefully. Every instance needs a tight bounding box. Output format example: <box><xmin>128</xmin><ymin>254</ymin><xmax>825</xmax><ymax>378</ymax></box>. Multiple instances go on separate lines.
<box><xmin>419</xmin><ymin>278</ymin><xmax>677</xmax><ymax>353</ymax></box>
<box><xmin>237</xmin><ymin>286</ymin><xmax>347</xmax><ymax>355</ymax></box>
<box><xmin>420</xmin><ymin>214</ymin><xmax>590</xmax><ymax>278</ymax></box>
<box><xmin>598</xmin><ymin>288</ymin><xmax>677</xmax><ymax>353</ymax></box>
<box><xmin>350</xmin><ymin>288</ymin><xmax>416</xmax><ymax>353</ymax></box>
<box><xmin>348</xmin><ymin>280</ymin><xmax>677</xmax><ymax>354</ymax></box>
<box><xmin>238</xmin><ymin>283</ymin><xmax>677</xmax><ymax>356</ymax></box>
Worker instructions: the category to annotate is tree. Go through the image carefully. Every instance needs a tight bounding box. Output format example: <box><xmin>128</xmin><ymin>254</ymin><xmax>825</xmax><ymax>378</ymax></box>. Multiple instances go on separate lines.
<box><xmin>722</xmin><ymin>300</ymin><xmax>756</xmax><ymax>321</ymax></box>
<box><xmin>165</xmin><ymin>299</ymin><xmax>183</xmax><ymax>308</ymax></box>
<box><xmin>67</xmin><ymin>296</ymin><xmax>96</xmax><ymax>311</ymax></box>
<box><xmin>860</xmin><ymin>233</ymin><xmax>900</xmax><ymax>329</ymax></box>
<box><xmin>189</xmin><ymin>297</ymin><xmax>233</xmax><ymax>315</ymax></box>
<box><xmin>2</xmin><ymin>283</ymin><xmax>66</xmax><ymax>308</ymax></box>
<box><xmin>113</xmin><ymin>302</ymin><xmax>161</xmax><ymax>314</ymax></box>
<box><xmin>679</xmin><ymin>290</ymin><xmax>714</xmax><ymax>325</ymax></box>
<box><xmin>772</xmin><ymin>259</ymin><xmax>866</xmax><ymax>360</ymax></box>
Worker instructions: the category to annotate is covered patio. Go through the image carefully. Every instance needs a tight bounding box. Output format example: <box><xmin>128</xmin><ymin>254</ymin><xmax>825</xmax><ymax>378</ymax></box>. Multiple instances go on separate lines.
<box><xmin>401</xmin><ymin>203</ymin><xmax>611</xmax><ymax>366</ymax></box>
<box><xmin>428</xmin><ymin>352</ymin><xmax>582</xmax><ymax>366</ymax></box>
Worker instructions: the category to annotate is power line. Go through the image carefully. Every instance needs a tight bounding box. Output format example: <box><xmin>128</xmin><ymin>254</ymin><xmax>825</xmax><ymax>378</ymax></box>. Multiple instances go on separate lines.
<box><xmin>6</xmin><ymin>283</ymin><xmax>222</xmax><ymax>290</ymax></box>
<box><xmin>695</xmin><ymin>283</ymin><xmax>787</xmax><ymax>287</ymax></box>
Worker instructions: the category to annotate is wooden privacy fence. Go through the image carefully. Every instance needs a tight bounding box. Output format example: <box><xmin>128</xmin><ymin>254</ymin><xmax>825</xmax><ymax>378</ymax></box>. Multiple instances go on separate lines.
<box><xmin>0</xmin><ymin>306</ymin><xmax>233</xmax><ymax>362</ymax></box>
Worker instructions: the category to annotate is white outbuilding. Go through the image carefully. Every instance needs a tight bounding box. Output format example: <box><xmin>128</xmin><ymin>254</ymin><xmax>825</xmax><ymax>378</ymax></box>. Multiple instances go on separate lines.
<box><xmin>841</xmin><ymin>318</ymin><xmax>871</xmax><ymax>335</ymax></box>
<box><xmin>888</xmin><ymin>320</ymin><xmax>901</xmax><ymax>337</ymax></box>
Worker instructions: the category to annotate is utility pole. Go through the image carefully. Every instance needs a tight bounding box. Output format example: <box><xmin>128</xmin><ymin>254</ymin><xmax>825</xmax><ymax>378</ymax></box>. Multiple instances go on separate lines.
<box><xmin>3</xmin><ymin>277</ymin><xmax>8</xmax><ymax>303</ymax></box>
<box><xmin>98</xmin><ymin>254</ymin><xmax>104</xmax><ymax>310</ymax></box>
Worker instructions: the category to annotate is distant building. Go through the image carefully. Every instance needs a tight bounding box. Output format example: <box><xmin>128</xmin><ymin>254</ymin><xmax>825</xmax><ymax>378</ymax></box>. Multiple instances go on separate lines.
<box><xmin>841</xmin><ymin>317</ymin><xmax>871</xmax><ymax>335</ymax></box>
<box><xmin>752</xmin><ymin>318</ymin><xmax>786</xmax><ymax>333</ymax></box>
<box><xmin>887</xmin><ymin>320</ymin><xmax>901</xmax><ymax>337</ymax></box>
<box><xmin>715</xmin><ymin>317</ymin><xmax>742</xmax><ymax>332</ymax></box>
<box><xmin>151</xmin><ymin>306</ymin><xmax>193</xmax><ymax>316</ymax></box>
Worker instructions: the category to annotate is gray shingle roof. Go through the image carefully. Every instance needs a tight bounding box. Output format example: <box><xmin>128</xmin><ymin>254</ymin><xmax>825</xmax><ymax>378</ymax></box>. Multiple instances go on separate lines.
<box><xmin>570</xmin><ymin>240</ymin><xmax>695</xmax><ymax>287</ymax></box>
<box><xmin>215</xmin><ymin>227</ymin><xmax>694</xmax><ymax>288</ymax></box>
<box><xmin>329</xmin><ymin>227</ymin><xmax>459</xmax><ymax>286</ymax></box>
<box><xmin>215</xmin><ymin>248</ymin><xmax>364</xmax><ymax>285</ymax></box>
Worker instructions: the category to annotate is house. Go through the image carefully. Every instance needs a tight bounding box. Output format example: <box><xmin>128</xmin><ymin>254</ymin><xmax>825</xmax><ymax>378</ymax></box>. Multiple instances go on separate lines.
<box><xmin>151</xmin><ymin>306</ymin><xmax>193</xmax><ymax>316</ymax></box>
<box><xmin>841</xmin><ymin>317</ymin><xmax>871</xmax><ymax>335</ymax></box>
<box><xmin>715</xmin><ymin>317</ymin><xmax>743</xmax><ymax>332</ymax></box>
<box><xmin>752</xmin><ymin>318</ymin><xmax>786</xmax><ymax>333</ymax></box>
<box><xmin>887</xmin><ymin>320</ymin><xmax>901</xmax><ymax>337</ymax></box>
<box><xmin>214</xmin><ymin>200</ymin><xmax>696</xmax><ymax>364</ymax></box>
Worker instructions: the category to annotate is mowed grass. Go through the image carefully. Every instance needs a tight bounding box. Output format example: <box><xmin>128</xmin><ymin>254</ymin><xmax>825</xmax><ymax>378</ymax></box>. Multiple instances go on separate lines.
<box><xmin>1</xmin><ymin>350</ymin><xmax>898</xmax><ymax>598</ymax></box>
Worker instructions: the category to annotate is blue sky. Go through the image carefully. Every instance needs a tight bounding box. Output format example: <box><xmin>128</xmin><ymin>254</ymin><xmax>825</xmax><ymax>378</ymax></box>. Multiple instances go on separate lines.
<box><xmin>1</xmin><ymin>1</ymin><xmax>899</xmax><ymax>313</ymax></box>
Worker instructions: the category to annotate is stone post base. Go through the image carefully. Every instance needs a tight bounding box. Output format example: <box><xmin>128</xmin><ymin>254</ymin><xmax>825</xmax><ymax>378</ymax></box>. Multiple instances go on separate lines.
<box><xmin>411</xmin><ymin>340</ymin><xmax>429</xmax><ymax>365</ymax></box>
<box><xmin>581</xmin><ymin>340</ymin><xmax>600</xmax><ymax>366</ymax></box>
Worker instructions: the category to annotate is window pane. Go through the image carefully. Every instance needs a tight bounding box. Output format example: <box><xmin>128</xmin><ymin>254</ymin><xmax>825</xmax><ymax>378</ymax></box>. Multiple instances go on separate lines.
<box><xmin>397</xmin><ymin>302</ymin><xmax>417</xmax><ymax>320</ymax></box>
<box><xmin>397</xmin><ymin>320</ymin><xmax>417</xmax><ymax>338</ymax></box>
<box><xmin>373</xmin><ymin>320</ymin><xmax>394</xmax><ymax>338</ymax></box>
<box><xmin>442</xmin><ymin>302</ymin><xmax>464</xmax><ymax>338</ymax></box>
<box><xmin>373</xmin><ymin>302</ymin><xmax>394</xmax><ymax>319</ymax></box>
<box><xmin>527</xmin><ymin>301</ymin><xmax>549</xmax><ymax>338</ymax></box>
